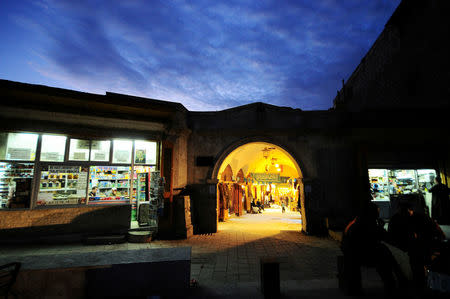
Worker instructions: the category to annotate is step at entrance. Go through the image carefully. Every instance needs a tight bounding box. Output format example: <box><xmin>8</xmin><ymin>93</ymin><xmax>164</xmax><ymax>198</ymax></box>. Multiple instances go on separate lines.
<box><xmin>127</xmin><ymin>230</ymin><xmax>153</xmax><ymax>243</ymax></box>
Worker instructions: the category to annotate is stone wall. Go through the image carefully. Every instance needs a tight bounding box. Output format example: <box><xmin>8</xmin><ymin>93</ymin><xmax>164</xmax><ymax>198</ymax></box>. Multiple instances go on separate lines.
<box><xmin>0</xmin><ymin>205</ymin><xmax>131</xmax><ymax>241</ymax></box>
<box><xmin>186</xmin><ymin>104</ymin><xmax>363</xmax><ymax>234</ymax></box>
<box><xmin>334</xmin><ymin>0</ymin><xmax>450</xmax><ymax>112</ymax></box>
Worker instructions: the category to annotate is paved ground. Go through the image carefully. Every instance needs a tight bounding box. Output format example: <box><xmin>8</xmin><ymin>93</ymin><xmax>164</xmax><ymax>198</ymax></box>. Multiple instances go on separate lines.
<box><xmin>0</xmin><ymin>208</ymin><xmax>406</xmax><ymax>298</ymax></box>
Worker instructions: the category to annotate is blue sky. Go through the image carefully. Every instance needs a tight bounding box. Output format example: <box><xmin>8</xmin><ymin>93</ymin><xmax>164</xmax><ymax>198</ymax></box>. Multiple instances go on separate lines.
<box><xmin>0</xmin><ymin>0</ymin><xmax>400</xmax><ymax>111</ymax></box>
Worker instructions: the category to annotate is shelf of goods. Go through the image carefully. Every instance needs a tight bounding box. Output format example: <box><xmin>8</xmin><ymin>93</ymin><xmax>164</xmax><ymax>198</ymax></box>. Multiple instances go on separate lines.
<box><xmin>38</xmin><ymin>171</ymin><xmax>85</xmax><ymax>205</ymax></box>
<box><xmin>88</xmin><ymin>166</ymin><xmax>130</xmax><ymax>205</ymax></box>
<box><xmin>0</xmin><ymin>163</ymin><xmax>34</xmax><ymax>208</ymax></box>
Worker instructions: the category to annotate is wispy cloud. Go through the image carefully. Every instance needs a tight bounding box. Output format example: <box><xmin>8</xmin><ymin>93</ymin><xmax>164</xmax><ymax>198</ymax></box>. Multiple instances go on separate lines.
<box><xmin>2</xmin><ymin>0</ymin><xmax>400</xmax><ymax>111</ymax></box>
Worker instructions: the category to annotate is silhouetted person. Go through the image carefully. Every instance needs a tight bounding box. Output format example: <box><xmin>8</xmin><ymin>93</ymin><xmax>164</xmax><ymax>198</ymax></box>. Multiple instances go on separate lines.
<box><xmin>388</xmin><ymin>201</ymin><xmax>414</xmax><ymax>252</ymax></box>
<box><xmin>251</xmin><ymin>200</ymin><xmax>261</xmax><ymax>213</ymax></box>
<box><xmin>389</xmin><ymin>201</ymin><xmax>445</xmax><ymax>290</ymax></box>
<box><xmin>257</xmin><ymin>200</ymin><xmax>264</xmax><ymax>211</ymax></box>
<box><xmin>342</xmin><ymin>201</ymin><xmax>404</xmax><ymax>295</ymax></box>
<box><xmin>430</xmin><ymin>177</ymin><xmax>450</xmax><ymax>224</ymax></box>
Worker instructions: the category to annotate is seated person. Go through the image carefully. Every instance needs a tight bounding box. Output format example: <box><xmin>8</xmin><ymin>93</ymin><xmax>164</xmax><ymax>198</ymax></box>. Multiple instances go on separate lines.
<box><xmin>89</xmin><ymin>186</ymin><xmax>98</xmax><ymax>197</ymax></box>
<box><xmin>251</xmin><ymin>201</ymin><xmax>260</xmax><ymax>214</ymax></box>
<box><xmin>342</xmin><ymin>200</ymin><xmax>405</xmax><ymax>295</ymax></box>
<box><xmin>388</xmin><ymin>201</ymin><xmax>445</xmax><ymax>289</ymax></box>
<box><xmin>108</xmin><ymin>187</ymin><xmax>118</xmax><ymax>197</ymax></box>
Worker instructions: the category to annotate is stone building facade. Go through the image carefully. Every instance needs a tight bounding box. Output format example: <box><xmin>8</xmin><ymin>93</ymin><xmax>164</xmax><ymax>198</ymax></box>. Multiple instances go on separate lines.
<box><xmin>0</xmin><ymin>0</ymin><xmax>449</xmax><ymax>240</ymax></box>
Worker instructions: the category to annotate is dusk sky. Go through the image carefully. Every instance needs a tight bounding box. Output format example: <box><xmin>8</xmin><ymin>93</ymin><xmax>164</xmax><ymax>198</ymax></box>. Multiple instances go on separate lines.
<box><xmin>0</xmin><ymin>0</ymin><xmax>401</xmax><ymax>111</ymax></box>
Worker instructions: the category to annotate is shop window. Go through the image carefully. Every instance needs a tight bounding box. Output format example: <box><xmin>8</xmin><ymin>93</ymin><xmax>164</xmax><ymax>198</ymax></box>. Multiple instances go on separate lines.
<box><xmin>69</xmin><ymin>139</ymin><xmax>90</xmax><ymax>161</ymax></box>
<box><xmin>134</xmin><ymin>140</ymin><xmax>157</xmax><ymax>164</ymax></box>
<box><xmin>37</xmin><ymin>165</ymin><xmax>88</xmax><ymax>206</ymax></box>
<box><xmin>417</xmin><ymin>169</ymin><xmax>436</xmax><ymax>192</ymax></box>
<box><xmin>112</xmin><ymin>140</ymin><xmax>132</xmax><ymax>164</ymax></box>
<box><xmin>88</xmin><ymin>166</ymin><xmax>131</xmax><ymax>205</ymax></box>
<box><xmin>0</xmin><ymin>132</ymin><xmax>38</xmax><ymax>161</ymax></box>
<box><xmin>40</xmin><ymin>135</ymin><xmax>67</xmax><ymax>162</ymax></box>
<box><xmin>90</xmin><ymin>140</ymin><xmax>110</xmax><ymax>162</ymax></box>
<box><xmin>0</xmin><ymin>162</ymin><xmax>34</xmax><ymax>209</ymax></box>
<box><xmin>390</xmin><ymin>169</ymin><xmax>417</xmax><ymax>194</ymax></box>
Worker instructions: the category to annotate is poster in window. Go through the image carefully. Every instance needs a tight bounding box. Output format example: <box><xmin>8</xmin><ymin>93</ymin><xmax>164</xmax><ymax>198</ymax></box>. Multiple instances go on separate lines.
<box><xmin>114</xmin><ymin>150</ymin><xmax>130</xmax><ymax>163</ymax></box>
<box><xmin>76</xmin><ymin>140</ymin><xmax>90</xmax><ymax>150</ymax></box>
<box><xmin>7</xmin><ymin>148</ymin><xmax>31</xmax><ymax>160</ymax></box>
<box><xmin>135</xmin><ymin>149</ymin><xmax>146</xmax><ymax>163</ymax></box>
<box><xmin>91</xmin><ymin>141</ymin><xmax>101</xmax><ymax>150</ymax></box>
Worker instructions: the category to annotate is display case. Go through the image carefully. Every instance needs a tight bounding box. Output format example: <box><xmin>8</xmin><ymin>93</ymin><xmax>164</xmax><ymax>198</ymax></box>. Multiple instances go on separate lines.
<box><xmin>0</xmin><ymin>162</ymin><xmax>34</xmax><ymax>209</ymax></box>
<box><xmin>131</xmin><ymin>166</ymin><xmax>155</xmax><ymax>221</ymax></box>
<box><xmin>37</xmin><ymin>165</ymin><xmax>87</xmax><ymax>206</ymax></box>
<box><xmin>88</xmin><ymin>166</ymin><xmax>130</xmax><ymax>205</ymax></box>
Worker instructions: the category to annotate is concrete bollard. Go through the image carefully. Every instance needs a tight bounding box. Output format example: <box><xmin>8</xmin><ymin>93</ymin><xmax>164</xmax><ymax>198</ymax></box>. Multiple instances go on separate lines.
<box><xmin>260</xmin><ymin>257</ymin><xmax>280</xmax><ymax>298</ymax></box>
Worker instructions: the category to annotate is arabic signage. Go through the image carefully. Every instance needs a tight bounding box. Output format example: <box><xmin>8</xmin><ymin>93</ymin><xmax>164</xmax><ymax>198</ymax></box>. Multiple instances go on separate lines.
<box><xmin>251</xmin><ymin>173</ymin><xmax>280</xmax><ymax>183</ymax></box>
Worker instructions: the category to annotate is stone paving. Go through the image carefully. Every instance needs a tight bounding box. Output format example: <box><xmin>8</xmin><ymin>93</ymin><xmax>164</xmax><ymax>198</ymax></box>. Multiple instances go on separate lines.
<box><xmin>2</xmin><ymin>207</ymin><xmax>446</xmax><ymax>297</ymax></box>
<box><xmin>0</xmin><ymin>208</ymin><xmax>343</xmax><ymax>295</ymax></box>
<box><xmin>0</xmin><ymin>208</ymin><xmax>388</xmax><ymax>297</ymax></box>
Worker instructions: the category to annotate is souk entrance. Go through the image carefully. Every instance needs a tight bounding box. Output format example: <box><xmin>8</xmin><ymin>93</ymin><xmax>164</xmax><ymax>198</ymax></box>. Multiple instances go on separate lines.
<box><xmin>216</xmin><ymin>142</ymin><xmax>303</xmax><ymax>226</ymax></box>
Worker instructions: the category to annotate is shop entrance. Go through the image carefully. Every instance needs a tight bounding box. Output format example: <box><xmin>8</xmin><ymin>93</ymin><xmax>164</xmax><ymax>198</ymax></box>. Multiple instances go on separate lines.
<box><xmin>215</xmin><ymin>142</ymin><xmax>303</xmax><ymax>227</ymax></box>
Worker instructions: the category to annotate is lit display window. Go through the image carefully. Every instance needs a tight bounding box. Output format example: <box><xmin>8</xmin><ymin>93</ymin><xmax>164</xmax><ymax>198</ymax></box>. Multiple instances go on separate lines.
<box><xmin>69</xmin><ymin>139</ymin><xmax>90</xmax><ymax>161</ymax></box>
<box><xmin>88</xmin><ymin>166</ymin><xmax>131</xmax><ymax>205</ymax></box>
<box><xmin>40</xmin><ymin>135</ymin><xmax>67</xmax><ymax>162</ymax></box>
<box><xmin>134</xmin><ymin>140</ymin><xmax>157</xmax><ymax>164</ymax></box>
<box><xmin>90</xmin><ymin>140</ymin><xmax>111</xmax><ymax>162</ymax></box>
<box><xmin>37</xmin><ymin>165</ymin><xmax>88</xmax><ymax>206</ymax></box>
<box><xmin>0</xmin><ymin>133</ymin><xmax>38</xmax><ymax>161</ymax></box>
<box><xmin>0</xmin><ymin>162</ymin><xmax>34</xmax><ymax>209</ymax></box>
<box><xmin>112</xmin><ymin>140</ymin><xmax>132</xmax><ymax>164</ymax></box>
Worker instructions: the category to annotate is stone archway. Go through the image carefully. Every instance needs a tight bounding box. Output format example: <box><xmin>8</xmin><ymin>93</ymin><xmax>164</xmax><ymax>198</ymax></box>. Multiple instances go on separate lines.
<box><xmin>213</xmin><ymin>140</ymin><xmax>306</xmax><ymax>231</ymax></box>
<box><xmin>221</xmin><ymin>164</ymin><xmax>233</xmax><ymax>182</ymax></box>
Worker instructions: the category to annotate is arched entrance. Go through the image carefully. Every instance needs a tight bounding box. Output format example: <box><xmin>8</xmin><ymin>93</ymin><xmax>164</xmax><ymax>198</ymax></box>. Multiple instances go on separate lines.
<box><xmin>214</xmin><ymin>141</ymin><xmax>304</xmax><ymax>230</ymax></box>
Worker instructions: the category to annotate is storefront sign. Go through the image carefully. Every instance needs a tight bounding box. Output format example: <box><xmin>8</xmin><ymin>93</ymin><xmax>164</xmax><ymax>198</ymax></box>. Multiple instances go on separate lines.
<box><xmin>251</xmin><ymin>173</ymin><xmax>281</xmax><ymax>183</ymax></box>
<box><xmin>48</xmin><ymin>165</ymin><xmax>80</xmax><ymax>173</ymax></box>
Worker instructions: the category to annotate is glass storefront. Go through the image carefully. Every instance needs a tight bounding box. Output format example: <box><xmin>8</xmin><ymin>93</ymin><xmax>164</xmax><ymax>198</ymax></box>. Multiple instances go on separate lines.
<box><xmin>88</xmin><ymin>166</ymin><xmax>131</xmax><ymax>205</ymax></box>
<box><xmin>369</xmin><ymin>168</ymin><xmax>437</xmax><ymax>218</ymax></box>
<box><xmin>0</xmin><ymin>132</ymin><xmax>38</xmax><ymax>161</ymax></box>
<box><xmin>132</xmin><ymin>165</ymin><xmax>156</xmax><ymax>221</ymax></box>
<box><xmin>0</xmin><ymin>162</ymin><xmax>34</xmax><ymax>209</ymax></box>
<box><xmin>37</xmin><ymin>166</ymin><xmax>88</xmax><ymax>206</ymax></box>
<box><xmin>0</xmin><ymin>132</ymin><xmax>159</xmax><ymax>212</ymax></box>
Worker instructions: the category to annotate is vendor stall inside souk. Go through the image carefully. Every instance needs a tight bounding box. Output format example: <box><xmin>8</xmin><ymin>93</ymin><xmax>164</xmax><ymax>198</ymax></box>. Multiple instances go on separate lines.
<box><xmin>216</xmin><ymin>142</ymin><xmax>302</xmax><ymax>221</ymax></box>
